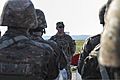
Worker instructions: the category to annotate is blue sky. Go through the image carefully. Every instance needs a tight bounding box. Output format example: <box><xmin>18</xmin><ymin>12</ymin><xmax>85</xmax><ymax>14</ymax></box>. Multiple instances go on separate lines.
<box><xmin>0</xmin><ymin>0</ymin><xmax>107</xmax><ymax>36</ymax></box>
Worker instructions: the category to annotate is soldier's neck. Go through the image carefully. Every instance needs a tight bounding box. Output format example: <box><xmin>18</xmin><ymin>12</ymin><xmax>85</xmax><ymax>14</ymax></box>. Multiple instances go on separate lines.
<box><xmin>5</xmin><ymin>27</ymin><xmax>28</xmax><ymax>37</ymax></box>
<box><xmin>57</xmin><ymin>32</ymin><xmax>65</xmax><ymax>36</ymax></box>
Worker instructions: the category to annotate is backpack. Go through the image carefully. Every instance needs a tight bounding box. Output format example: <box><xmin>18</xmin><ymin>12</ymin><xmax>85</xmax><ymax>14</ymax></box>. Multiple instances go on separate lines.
<box><xmin>0</xmin><ymin>36</ymin><xmax>51</xmax><ymax>80</ymax></box>
<box><xmin>81</xmin><ymin>44</ymin><xmax>102</xmax><ymax>79</ymax></box>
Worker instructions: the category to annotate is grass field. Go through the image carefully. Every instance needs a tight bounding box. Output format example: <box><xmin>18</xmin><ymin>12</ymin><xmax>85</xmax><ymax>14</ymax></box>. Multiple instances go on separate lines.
<box><xmin>75</xmin><ymin>40</ymin><xmax>84</xmax><ymax>53</ymax></box>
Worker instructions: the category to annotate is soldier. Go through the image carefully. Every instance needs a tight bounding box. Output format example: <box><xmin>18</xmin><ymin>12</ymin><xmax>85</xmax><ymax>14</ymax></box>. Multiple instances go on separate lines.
<box><xmin>29</xmin><ymin>9</ymin><xmax>47</xmax><ymax>41</ymax></box>
<box><xmin>0</xmin><ymin>0</ymin><xmax>58</xmax><ymax>80</ymax></box>
<box><xmin>50</xmin><ymin>22</ymin><xmax>76</xmax><ymax>80</ymax></box>
<box><xmin>29</xmin><ymin>9</ymin><xmax>67</xmax><ymax>79</ymax></box>
<box><xmin>99</xmin><ymin>0</ymin><xmax>120</xmax><ymax>79</ymax></box>
<box><xmin>77</xmin><ymin>4</ymin><xmax>107</xmax><ymax>79</ymax></box>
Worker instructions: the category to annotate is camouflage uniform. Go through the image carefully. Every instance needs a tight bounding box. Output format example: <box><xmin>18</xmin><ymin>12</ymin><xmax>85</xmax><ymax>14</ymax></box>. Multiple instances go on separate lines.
<box><xmin>50</xmin><ymin>22</ymin><xmax>76</xmax><ymax>80</ymax></box>
<box><xmin>0</xmin><ymin>0</ymin><xmax>58</xmax><ymax>80</ymax></box>
<box><xmin>29</xmin><ymin>9</ymin><xmax>67</xmax><ymax>79</ymax></box>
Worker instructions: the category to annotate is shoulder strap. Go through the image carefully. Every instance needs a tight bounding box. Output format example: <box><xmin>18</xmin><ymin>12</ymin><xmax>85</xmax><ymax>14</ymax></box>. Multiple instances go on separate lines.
<box><xmin>91</xmin><ymin>44</ymin><xmax>110</xmax><ymax>80</ymax></box>
<box><xmin>99</xmin><ymin>64</ymin><xmax>110</xmax><ymax>80</ymax></box>
<box><xmin>96</xmin><ymin>45</ymin><xmax>110</xmax><ymax>80</ymax></box>
<box><xmin>0</xmin><ymin>36</ymin><xmax>29</xmax><ymax>49</ymax></box>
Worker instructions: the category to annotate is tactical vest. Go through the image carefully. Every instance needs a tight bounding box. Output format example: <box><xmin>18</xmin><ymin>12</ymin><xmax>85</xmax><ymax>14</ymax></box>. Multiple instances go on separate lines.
<box><xmin>0</xmin><ymin>36</ymin><xmax>49</xmax><ymax>80</ymax></box>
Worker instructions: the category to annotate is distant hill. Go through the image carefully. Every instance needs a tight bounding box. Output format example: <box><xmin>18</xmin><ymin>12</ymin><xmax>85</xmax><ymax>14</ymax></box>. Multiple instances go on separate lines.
<box><xmin>43</xmin><ymin>35</ymin><xmax>90</xmax><ymax>40</ymax></box>
<box><xmin>71</xmin><ymin>35</ymin><xmax>90</xmax><ymax>40</ymax></box>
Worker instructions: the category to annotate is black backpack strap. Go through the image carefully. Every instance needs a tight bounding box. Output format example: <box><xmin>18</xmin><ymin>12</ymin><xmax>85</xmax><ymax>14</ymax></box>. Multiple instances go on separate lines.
<box><xmin>0</xmin><ymin>36</ymin><xmax>29</xmax><ymax>49</ymax></box>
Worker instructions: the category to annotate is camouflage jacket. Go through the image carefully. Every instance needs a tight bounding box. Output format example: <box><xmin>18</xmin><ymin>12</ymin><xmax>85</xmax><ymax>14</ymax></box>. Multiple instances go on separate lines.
<box><xmin>50</xmin><ymin>33</ymin><xmax>76</xmax><ymax>57</ymax></box>
<box><xmin>31</xmin><ymin>36</ymin><xmax>67</xmax><ymax>70</ymax></box>
<box><xmin>0</xmin><ymin>33</ymin><xmax>58</xmax><ymax>80</ymax></box>
<box><xmin>78</xmin><ymin>34</ymin><xmax>101</xmax><ymax>74</ymax></box>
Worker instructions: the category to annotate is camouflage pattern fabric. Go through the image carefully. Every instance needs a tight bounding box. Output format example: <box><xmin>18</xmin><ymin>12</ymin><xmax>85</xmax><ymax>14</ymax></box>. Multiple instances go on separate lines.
<box><xmin>50</xmin><ymin>33</ymin><xmax>76</xmax><ymax>57</ymax></box>
<box><xmin>50</xmin><ymin>33</ymin><xmax>76</xmax><ymax>80</ymax></box>
<box><xmin>29</xmin><ymin>9</ymin><xmax>47</xmax><ymax>35</ymax></box>
<box><xmin>47</xmin><ymin>40</ymin><xmax>67</xmax><ymax>70</ymax></box>
<box><xmin>36</xmin><ymin>9</ymin><xmax>47</xmax><ymax>29</ymax></box>
<box><xmin>0</xmin><ymin>0</ymin><xmax>58</xmax><ymax>80</ymax></box>
<box><xmin>31</xmin><ymin>37</ymin><xmax>67</xmax><ymax>79</ymax></box>
<box><xmin>29</xmin><ymin>8</ymin><xmax>67</xmax><ymax>78</ymax></box>
<box><xmin>0</xmin><ymin>34</ymin><xmax>56</xmax><ymax>80</ymax></box>
<box><xmin>0</xmin><ymin>0</ymin><xmax>38</xmax><ymax>29</ymax></box>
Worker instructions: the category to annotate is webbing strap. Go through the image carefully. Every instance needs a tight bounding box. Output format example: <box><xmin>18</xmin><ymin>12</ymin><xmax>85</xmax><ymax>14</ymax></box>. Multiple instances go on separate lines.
<box><xmin>0</xmin><ymin>36</ymin><xmax>29</xmax><ymax>49</ymax></box>
<box><xmin>99</xmin><ymin>64</ymin><xmax>110</xmax><ymax>80</ymax></box>
<box><xmin>96</xmin><ymin>48</ymin><xmax>110</xmax><ymax>80</ymax></box>
<box><xmin>95</xmin><ymin>44</ymin><xmax>110</xmax><ymax>80</ymax></box>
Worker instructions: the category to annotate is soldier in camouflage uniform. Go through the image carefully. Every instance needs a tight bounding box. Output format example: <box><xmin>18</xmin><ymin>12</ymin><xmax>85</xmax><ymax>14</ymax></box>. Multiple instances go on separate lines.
<box><xmin>29</xmin><ymin>9</ymin><xmax>67</xmax><ymax>79</ymax></box>
<box><xmin>50</xmin><ymin>22</ymin><xmax>76</xmax><ymax>80</ymax></box>
<box><xmin>0</xmin><ymin>0</ymin><xmax>58</xmax><ymax>80</ymax></box>
<box><xmin>77</xmin><ymin>4</ymin><xmax>107</xmax><ymax>79</ymax></box>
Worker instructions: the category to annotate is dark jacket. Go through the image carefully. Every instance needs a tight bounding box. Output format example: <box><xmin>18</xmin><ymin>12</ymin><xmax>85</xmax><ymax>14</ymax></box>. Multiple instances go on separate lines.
<box><xmin>78</xmin><ymin>34</ymin><xmax>101</xmax><ymax>75</ymax></box>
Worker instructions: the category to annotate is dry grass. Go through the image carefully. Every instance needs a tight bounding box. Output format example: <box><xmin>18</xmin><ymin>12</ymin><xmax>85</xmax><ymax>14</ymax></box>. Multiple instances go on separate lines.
<box><xmin>75</xmin><ymin>40</ymin><xmax>84</xmax><ymax>53</ymax></box>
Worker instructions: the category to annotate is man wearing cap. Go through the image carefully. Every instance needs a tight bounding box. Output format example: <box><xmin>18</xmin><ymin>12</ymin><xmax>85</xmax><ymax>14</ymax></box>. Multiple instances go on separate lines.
<box><xmin>50</xmin><ymin>22</ymin><xmax>76</xmax><ymax>80</ymax></box>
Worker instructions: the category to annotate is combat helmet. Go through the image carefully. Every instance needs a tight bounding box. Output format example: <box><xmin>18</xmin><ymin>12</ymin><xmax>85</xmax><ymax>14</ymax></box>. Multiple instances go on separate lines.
<box><xmin>0</xmin><ymin>0</ymin><xmax>38</xmax><ymax>29</ymax></box>
<box><xmin>29</xmin><ymin>9</ymin><xmax>47</xmax><ymax>35</ymax></box>
<box><xmin>36</xmin><ymin>9</ymin><xmax>47</xmax><ymax>29</ymax></box>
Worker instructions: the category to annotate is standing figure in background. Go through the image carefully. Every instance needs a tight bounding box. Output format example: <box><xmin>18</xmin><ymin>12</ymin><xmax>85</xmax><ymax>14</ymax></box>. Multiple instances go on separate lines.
<box><xmin>29</xmin><ymin>9</ymin><xmax>67</xmax><ymax>79</ymax></box>
<box><xmin>50</xmin><ymin>22</ymin><xmax>76</xmax><ymax>80</ymax></box>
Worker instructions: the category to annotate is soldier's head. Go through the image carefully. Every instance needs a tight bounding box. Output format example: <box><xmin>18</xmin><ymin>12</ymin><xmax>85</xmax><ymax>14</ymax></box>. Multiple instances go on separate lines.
<box><xmin>56</xmin><ymin>22</ymin><xmax>65</xmax><ymax>33</ymax></box>
<box><xmin>99</xmin><ymin>4</ymin><xmax>106</xmax><ymax>26</ymax></box>
<box><xmin>29</xmin><ymin>9</ymin><xmax>47</xmax><ymax>36</ymax></box>
<box><xmin>56</xmin><ymin>22</ymin><xmax>64</xmax><ymax>29</ymax></box>
<box><xmin>0</xmin><ymin>0</ymin><xmax>38</xmax><ymax>30</ymax></box>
